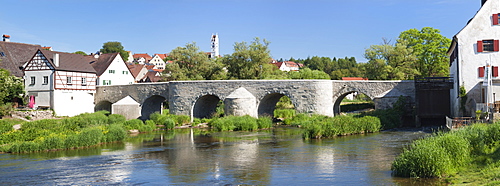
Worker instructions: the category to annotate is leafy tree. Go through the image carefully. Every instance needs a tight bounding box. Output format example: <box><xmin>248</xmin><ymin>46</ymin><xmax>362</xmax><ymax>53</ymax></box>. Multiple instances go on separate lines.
<box><xmin>100</xmin><ymin>41</ymin><xmax>129</xmax><ymax>61</ymax></box>
<box><xmin>288</xmin><ymin>68</ymin><xmax>330</xmax><ymax>79</ymax></box>
<box><xmin>162</xmin><ymin>42</ymin><xmax>226</xmax><ymax>81</ymax></box>
<box><xmin>0</xmin><ymin>68</ymin><xmax>24</xmax><ymax>117</ymax></box>
<box><xmin>397</xmin><ymin>27</ymin><xmax>451</xmax><ymax>77</ymax></box>
<box><xmin>363</xmin><ymin>39</ymin><xmax>419</xmax><ymax>80</ymax></box>
<box><xmin>74</xmin><ymin>51</ymin><xmax>87</xmax><ymax>55</ymax></box>
<box><xmin>222</xmin><ymin>38</ymin><xmax>273</xmax><ymax>79</ymax></box>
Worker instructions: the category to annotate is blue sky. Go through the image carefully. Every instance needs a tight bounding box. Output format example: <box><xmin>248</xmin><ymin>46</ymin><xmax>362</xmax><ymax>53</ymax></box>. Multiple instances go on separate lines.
<box><xmin>0</xmin><ymin>0</ymin><xmax>479</xmax><ymax>62</ymax></box>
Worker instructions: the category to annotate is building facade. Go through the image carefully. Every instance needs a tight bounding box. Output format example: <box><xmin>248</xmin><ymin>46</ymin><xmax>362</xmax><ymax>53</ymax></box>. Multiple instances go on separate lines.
<box><xmin>448</xmin><ymin>0</ymin><xmax>500</xmax><ymax>117</ymax></box>
<box><xmin>23</xmin><ymin>50</ymin><xmax>97</xmax><ymax>116</ymax></box>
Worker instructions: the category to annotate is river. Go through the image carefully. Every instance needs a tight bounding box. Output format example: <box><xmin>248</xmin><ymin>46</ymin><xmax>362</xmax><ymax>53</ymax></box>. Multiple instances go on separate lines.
<box><xmin>0</xmin><ymin>127</ymin><xmax>444</xmax><ymax>185</ymax></box>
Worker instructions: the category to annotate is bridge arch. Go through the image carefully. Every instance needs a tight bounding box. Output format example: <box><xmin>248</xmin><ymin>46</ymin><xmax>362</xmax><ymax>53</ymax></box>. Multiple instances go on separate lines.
<box><xmin>141</xmin><ymin>95</ymin><xmax>166</xmax><ymax>120</ymax></box>
<box><xmin>95</xmin><ymin>100</ymin><xmax>112</xmax><ymax>113</ymax></box>
<box><xmin>192</xmin><ymin>94</ymin><xmax>221</xmax><ymax>119</ymax></box>
<box><xmin>333</xmin><ymin>86</ymin><xmax>374</xmax><ymax>116</ymax></box>
<box><xmin>258</xmin><ymin>93</ymin><xmax>295</xmax><ymax>117</ymax></box>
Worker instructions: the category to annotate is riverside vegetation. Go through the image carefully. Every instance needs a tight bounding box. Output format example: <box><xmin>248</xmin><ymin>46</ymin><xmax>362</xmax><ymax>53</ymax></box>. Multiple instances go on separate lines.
<box><xmin>392</xmin><ymin>122</ymin><xmax>500</xmax><ymax>185</ymax></box>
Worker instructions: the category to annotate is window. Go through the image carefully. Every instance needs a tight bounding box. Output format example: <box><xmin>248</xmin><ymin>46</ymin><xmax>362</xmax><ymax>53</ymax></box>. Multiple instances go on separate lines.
<box><xmin>477</xmin><ymin>40</ymin><xmax>499</xmax><ymax>52</ymax></box>
<box><xmin>122</xmin><ymin>71</ymin><xmax>128</xmax><ymax>75</ymax></box>
<box><xmin>108</xmin><ymin>70</ymin><xmax>115</xmax><ymax>74</ymax></box>
<box><xmin>493</xmin><ymin>13</ymin><xmax>500</xmax><ymax>25</ymax></box>
<box><xmin>30</xmin><ymin>76</ymin><xmax>35</xmax><ymax>85</ymax></box>
<box><xmin>67</xmin><ymin>77</ymin><xmax>72</xmax><ymax>84</ymax></box>
<box><xmin>103</xmin><ymin>80</ymin><xmax>111</xmax><ymax>85</ymax></box>
<box><xmin>478</xmin><ymin>66</ymin><xmax>499</xmax><ymax>77</ymax></box>
<box><xmin>82</xmin><ymin>78</ymin><xmax>87</xmax><ymax>86</ymax></box>
<box><xmin>43</xmin><ymin>76</ymin><xmax>48</xmax><ymax>85</ymax></box>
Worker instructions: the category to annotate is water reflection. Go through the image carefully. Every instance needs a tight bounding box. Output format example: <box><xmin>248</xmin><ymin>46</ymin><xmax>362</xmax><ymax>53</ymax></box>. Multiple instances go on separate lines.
<box><xmin>0</xmin><ymin>128</ymin><xmax>441</xmax><ymax>185</ymax></box>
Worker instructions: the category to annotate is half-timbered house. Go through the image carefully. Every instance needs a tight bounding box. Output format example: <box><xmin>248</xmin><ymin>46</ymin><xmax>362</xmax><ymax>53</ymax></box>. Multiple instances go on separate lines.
<box><xmin>23</xmin><ymin>49</ymin><xmax>97</xmax><ymax>116</ymax></box>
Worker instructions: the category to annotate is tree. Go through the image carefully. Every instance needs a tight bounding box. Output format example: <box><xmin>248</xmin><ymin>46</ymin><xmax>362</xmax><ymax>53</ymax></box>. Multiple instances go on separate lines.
<box><xmin>0</xmin><ymin>68</ymin><xmax>24</xmax><ymax>104</ymax></box>
<box><xmin>162</xmin><ymin>42</ymin><xmax>226</xmax><ymax>81</ymax></box>
<box><xmin>288</xmin><ymin>68</ymin><xmax>330</xmax><ymax>79</ymax></box>
<box><xmin>222</xmin><ymin>38</ymin><xmax>273</xmax><ymax>79</ymax></box>
<box><xmin>397</xmin><ymin>27</ymin><xmax>451</xmax><ymax>77</ymax></box>
<box><xmin>100</xmin><ymin>41</ymin><xmax>129</xmax><ymax>61</ymax></box>
<box><xmin>363</xmin><ymin>38</ymin><xmax>419</xmax><ymax>80</ymax></box>
<box><xmin>74</xmin><ymin>51</ymin><xmax>87</xmax><ymax>55</ymax></box>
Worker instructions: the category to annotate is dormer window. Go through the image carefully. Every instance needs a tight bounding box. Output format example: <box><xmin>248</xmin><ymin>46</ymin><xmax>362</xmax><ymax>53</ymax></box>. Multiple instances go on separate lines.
<box><xmin>477</xmin><ymin>40</ymin><xmax>499</xmax><ymax>52</ymax></box>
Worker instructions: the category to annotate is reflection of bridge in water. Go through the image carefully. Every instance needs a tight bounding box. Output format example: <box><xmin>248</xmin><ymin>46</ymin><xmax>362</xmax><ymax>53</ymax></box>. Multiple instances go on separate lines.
<box><xmin>94</xmin><ymin>80</ymin><xmax>415</xmax><ymax>120</ymax></box>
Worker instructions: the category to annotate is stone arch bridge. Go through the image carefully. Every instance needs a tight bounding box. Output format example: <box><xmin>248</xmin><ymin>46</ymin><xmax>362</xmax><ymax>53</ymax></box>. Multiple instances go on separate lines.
<box><xmin>94</xmin><ymin>80</ymin><xmax>415</xmax><ymax>120</ymax></box>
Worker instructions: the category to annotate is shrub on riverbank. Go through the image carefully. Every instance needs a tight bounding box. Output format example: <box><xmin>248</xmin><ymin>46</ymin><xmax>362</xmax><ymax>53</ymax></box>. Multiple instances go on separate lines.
<box><xmin>0</xmin><ymin>111</ymin><xmax>138</xmax><ymax>153</ymax></box>
<box><xmin>392</xmin><ymin>123</ymin><xmax>500</xmax><ymax>179</ymax></box>
<box><xmin>209</xmin><ymin>115</ymin><xmax>272</xmax><ymax>131</ymax></box>
<box><xmin>148</xmin><ymin>111</ymin><xmax>190</xmax><ymax>129</ymax></box>
<box><xmin>274</xmin><ymin>109</ymin><xmax>296</xmax><ymax>119</ymax></box>
<box><xmin>300</xmin><ymin>115</ymin><xmax>381</xmax><ymax>139</ymax></box>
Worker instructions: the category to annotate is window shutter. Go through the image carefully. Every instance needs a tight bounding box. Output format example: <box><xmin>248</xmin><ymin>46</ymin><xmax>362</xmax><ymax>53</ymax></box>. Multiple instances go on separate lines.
<box><xmin>494</xmin><ymin>66</ymin><xmax>499</xmax><ymax>77</ymax></box>
<box><xmin>494</xmin><ymin>14</ymin><xmax>499</xmax><ymax>25</ymax></box>
<box><xmin>495</xmin><ymin>40</ymin><xmax>499</xmax><ymax>51</ymax></box>
<box><xmin>478</xmin><ymin>40</ymin><xmax>484</xmax><ymax>52</ymax></box>
<box><xmin>479</xmin><ymin>66</ymin><xmax>485</xmax><ymax>77</ymax></box>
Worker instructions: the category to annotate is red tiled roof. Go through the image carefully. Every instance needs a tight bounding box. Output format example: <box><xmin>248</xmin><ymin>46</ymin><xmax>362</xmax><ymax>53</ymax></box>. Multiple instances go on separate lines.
<box><xmin>154</xmin><ymin>54</ymin><xmax>168</xmax><ymax>59</ymax></box>
<box><xmin>133</xmin><ymin>53</ymin><xmax>152</xmax><ymax>61</ymax></box>
<box><xmin>342</xmin><ymin>77</ymin><xmax>368</xmax><ymax>81</ymax></box>
<box><xmin>35</xmin><ymin>49</ymin><xmax>97</xmax><ymax>73</ymax></box>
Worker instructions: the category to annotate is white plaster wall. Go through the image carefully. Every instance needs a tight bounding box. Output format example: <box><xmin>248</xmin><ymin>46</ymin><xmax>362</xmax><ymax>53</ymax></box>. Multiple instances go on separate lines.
<box><xmin>99</xmin><ymin>55</ymin><xmax>135</xmax><ymax>85</ymax></box>
<box><xmin>150</xmin><ymin>55</ymin><xmax>166</xmax><ymax>69</ymax></box>
<box><xmin>53</xmin><ymin>90</ymin><xmax>94</xmax><ymax>116</ymax></box>
<box><xmin>453</xmin><ymin>0</ymin><xmax>500</xmax><ymax>116</ymax></box>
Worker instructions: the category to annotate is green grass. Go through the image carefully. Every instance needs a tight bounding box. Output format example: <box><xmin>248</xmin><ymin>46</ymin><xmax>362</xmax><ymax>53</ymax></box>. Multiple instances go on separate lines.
<box><xmin>0</xmin><ymin>111</ymin><xmax>156</xmax><ymax>153</ymax></box>
<box><xmin>392</xmin><ymin>122</ymin><xmax>500</xmax><ymax>183</ymax></box>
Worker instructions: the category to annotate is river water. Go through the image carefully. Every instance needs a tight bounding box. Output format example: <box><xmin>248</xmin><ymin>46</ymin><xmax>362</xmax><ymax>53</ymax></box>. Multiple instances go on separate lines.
<box><xmin>0</xmin><ymin>127</ymin><xmax>444</xmax><ymax>185</ymax></box>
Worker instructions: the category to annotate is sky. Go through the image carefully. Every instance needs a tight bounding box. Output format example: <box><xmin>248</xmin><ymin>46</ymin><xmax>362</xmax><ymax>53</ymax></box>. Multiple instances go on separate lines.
<box><xmin>0</xmin><ymin>0</ymin><xmax>481</xmax><ymax>62</ymax></box>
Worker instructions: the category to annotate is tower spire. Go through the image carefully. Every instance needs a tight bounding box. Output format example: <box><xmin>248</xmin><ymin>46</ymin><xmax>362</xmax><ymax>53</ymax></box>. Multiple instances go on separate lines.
<box><xmin>210</xmin><ymin>33</ymin><xmax>219</xmax><ymax>58</ymax></box>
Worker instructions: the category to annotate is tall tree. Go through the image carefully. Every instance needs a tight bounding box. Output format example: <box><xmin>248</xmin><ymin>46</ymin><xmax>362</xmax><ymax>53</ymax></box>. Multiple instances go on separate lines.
<box><xmin>397</xmin><ymin>27</ymin><xmax>451</xmax><ymax>77</ymax></box>
<box><xmin>162</xmin><ymin>42</ymin><xmax>226</xmax><ymax>81</ymax></box>
<box><xmin>363</xmin><ymin>39</ymin><xmax>419</xmax><ymax>80</ymax></box>
<box><xmin>222</xmin><ymin>38</ymin><xmax>273</xmax><ymax>79</ymax></box>
<box><xmin>100</xmin><ymin>41</ymin><xmax>129</xmax><ymax>61</ymax></box>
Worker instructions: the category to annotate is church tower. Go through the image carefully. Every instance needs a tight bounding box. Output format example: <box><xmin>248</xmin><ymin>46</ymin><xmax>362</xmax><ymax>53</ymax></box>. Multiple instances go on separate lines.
<box><xmin>210</xmin><ymin>33</ymin><xmax>219</xmax><ymax>58</ymax></box>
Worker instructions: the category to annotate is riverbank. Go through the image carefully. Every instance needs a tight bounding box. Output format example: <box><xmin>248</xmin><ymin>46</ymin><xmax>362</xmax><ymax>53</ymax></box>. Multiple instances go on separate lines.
<box><xmin>392</xmin><ymin>122</ymin><xmax>500</xmax><ymax>185</ymax></box>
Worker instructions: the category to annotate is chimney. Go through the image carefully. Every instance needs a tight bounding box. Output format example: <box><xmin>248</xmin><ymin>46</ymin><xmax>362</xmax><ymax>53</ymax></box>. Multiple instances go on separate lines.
<box><xmin>54</xmin><ymin>53</ymin><xmax>59</xmax><ymax>67</ymax></box>
<box><xmin>482</xmin><ymin>0</ymin><xmax>487</xmax><ymax>6</ymax></box>
<box><xmin>2</xmin><ymin>34</ymin><xmax>10</xmax><ymax>42</ymax></box>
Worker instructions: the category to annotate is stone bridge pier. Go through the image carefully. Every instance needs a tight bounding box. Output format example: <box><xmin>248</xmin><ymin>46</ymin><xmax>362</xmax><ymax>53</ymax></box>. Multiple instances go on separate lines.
<box><xmin>94</xmin><ymin>80</ymin><xmax>415</xmax><ymax>121</ymax></box>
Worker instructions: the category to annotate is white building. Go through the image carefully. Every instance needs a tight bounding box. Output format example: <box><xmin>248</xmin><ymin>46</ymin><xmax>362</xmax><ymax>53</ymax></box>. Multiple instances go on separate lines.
<box><xmin>448</xmin><ymin>0</ymin><xmax>500</xmax><ymax>117</ymax></box>
<box><xmin>23</xmin><ymin>49</ymin><xmax>97</xmax><ymax>116</ymax></box>
<box><xmin>90</xmin><ymin>53</ymin><xmax>135</xmax><ymax>85</ymax></box>
<box><xmin>149</xmin><ymin>54</ymin><xmax>166</xmax><ymax>70</ymax></box>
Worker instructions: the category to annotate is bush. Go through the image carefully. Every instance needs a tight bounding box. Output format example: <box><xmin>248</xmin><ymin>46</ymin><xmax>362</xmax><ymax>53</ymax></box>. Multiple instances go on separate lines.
<box><xmin>104</xmin><ymin>124</ymin><xmax>126</xmax><ymax>142</ymax></box>
<box><xmin>122</xmin><ymin>119</ymin><xmax>144</xmax><ymax>131</ymax></box>
<box><xmin>77</xmin><ymin>127</ymin><xmax>103</xmax><ymax>147</ymax></box>
<box><xmin>108</xmin><ymin>114</ymin><xmax>126</xmax><ymax>124</ymax></box>
<box><xmin>274</xmin><ymin>109</ymin><xmax>296</xmax><ymax>119</ymax></box>
<box><xmin>257</xmin><ymin>117</ymin><xmax>272</xmax><ymax>129</ymax></box>
<box><xmin>209</xmin><ymin>115</ymin><xmax>261</xmax><ymax>132</ymax></box>
<box><xmin>163</xmin><ymin>118</ymin><xmax>176</xmax><ymax>130</ymax></box>
<box><xmin>301</xmin><ymin>115</ymin><xmax>381</xmax><ymax>139</ymax></box>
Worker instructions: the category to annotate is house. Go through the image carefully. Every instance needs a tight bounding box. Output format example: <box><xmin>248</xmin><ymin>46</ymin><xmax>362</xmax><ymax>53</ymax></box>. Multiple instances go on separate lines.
<box><xmin>89</xmin><ymin>53</ymin><xmax>135</xmax><ymax>85</ymax></box>
<box><xmin>133</xmin><ymin>53</ymin><xmax>152</xmax><ymax>64</ymax></box>
<box><xmin>271</xmin><ymin>60</ymin><xmax>304</xmax><ymax>71</ymax></box>
<box><xmin>150</xmin><ymin>54</ymin><xmax>167</xmax><ymax>70</ymax></box>
<box><xmin>448</xmin><ymin>0</ymin><xmax>500</xmax><ymax>117</ymax></box>
<box><xmin>23</xmin><ymin>49</ymin><xmax>97</xmax><ymax>116</ymax></box>
<box><xmin>0</xmin><ymin>34</ymin><xmax>42</xmax><ymax>77</ymax></box>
